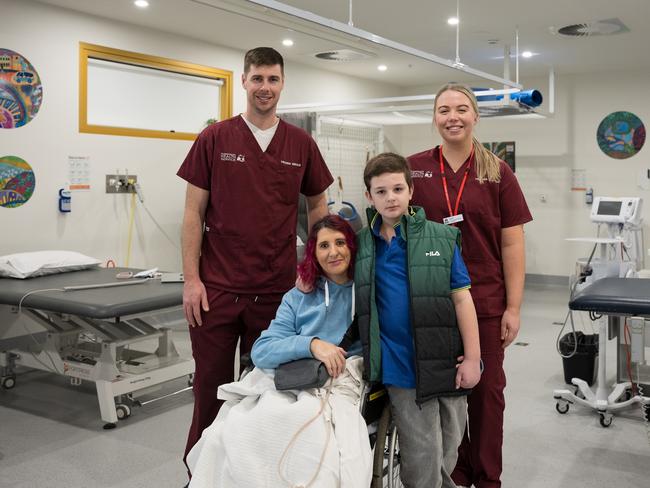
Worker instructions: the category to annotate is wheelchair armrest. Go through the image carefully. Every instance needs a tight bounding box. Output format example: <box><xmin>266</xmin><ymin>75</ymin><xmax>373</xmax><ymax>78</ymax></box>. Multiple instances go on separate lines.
<box><xmin>240</xmin><ymin>353</ymin><xmax>253</xmax><ymax>371</ymax></box>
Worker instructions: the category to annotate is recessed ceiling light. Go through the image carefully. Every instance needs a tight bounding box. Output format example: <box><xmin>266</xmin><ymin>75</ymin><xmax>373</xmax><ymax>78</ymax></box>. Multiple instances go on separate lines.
<box><xmin>282</xmin><ymin>39</ymin><xmax>294</xmax><ymax>47</ymax></box>
<box><xmin>447</xmin><ymin>17</ymin><xmax>459</xmax><ymax>25</ymax></box>
<box><xmin>521</xmin><ymin>51</ymin><xmax>533</xmax><ymax>58</ymax></box>
<box><xmin>377</xmin><ymin>64</ymin><xmax>388</xmax><ymax>72</ymax></box>
<box><xmin>134</xmin><ymin>0</ymin><xmax>149</xmax><ymax>8</ymax></box>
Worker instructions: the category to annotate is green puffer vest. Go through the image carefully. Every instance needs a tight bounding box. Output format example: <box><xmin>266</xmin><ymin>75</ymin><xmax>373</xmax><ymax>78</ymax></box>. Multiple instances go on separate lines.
<box><xmin>355</xmin><ymin>206</ymin><xmax>469</xmax><ymax>404</ymax></box>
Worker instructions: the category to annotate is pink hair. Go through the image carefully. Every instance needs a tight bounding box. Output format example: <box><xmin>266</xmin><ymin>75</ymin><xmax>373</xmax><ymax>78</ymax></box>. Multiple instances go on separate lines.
<box><xmin>297</xmin><ymin>214</ymin><xmax>357</xmax><ymax>289</ymax></box>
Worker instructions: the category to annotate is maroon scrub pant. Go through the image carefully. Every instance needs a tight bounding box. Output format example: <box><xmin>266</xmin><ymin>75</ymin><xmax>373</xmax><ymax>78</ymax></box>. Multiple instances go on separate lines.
<box><xmin>182</xmin><ymin>287</ymin><xmax>284</xmax><ymax>468</ymax></box>
<box><xmin>452</xmin><ymin>316</ymin><xmax>507</xmax><ymax>488</ymax></box>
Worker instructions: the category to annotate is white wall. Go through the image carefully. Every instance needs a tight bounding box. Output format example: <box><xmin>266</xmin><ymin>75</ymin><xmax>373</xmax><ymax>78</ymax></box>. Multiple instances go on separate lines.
<box><xmin>5</xmin><ymin>0</ymin><xmax>649</xmax><ymax>278</ymax></box>
<box><xmin>396</xmin><ymin>71</ymin><xmax>650</xmax><ymax>277</ymax></box>
<box><xmin>0</xmin><ymin>0</ymin><xmax>401</xmax><ymax>270</ymax></box>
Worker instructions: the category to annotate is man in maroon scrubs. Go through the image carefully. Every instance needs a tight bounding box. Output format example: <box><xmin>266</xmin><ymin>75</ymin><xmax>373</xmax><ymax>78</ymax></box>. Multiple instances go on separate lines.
<box><xmin>177</xmin><ymin>47</ymin><xmax>332</xmax><ymax>472</ymax></box>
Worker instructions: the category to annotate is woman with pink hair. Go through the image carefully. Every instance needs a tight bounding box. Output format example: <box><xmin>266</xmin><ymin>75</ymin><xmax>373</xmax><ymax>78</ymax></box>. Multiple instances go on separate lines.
<box><xmin>251</xmin><ymin>214</ymin><xmax>360</xmax><ymax>376</ymax></box>
<box><xmin>186</xmin><ymin>215</ymin><xmax>370</xmax><ymax>488</ymax></box>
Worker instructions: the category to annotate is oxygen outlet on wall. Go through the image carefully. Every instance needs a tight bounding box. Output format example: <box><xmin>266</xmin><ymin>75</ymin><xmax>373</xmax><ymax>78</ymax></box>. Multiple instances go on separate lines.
<box><xmin>58</xmin><ymin>188</ymin><xmax>71</xmax><ymax>212</ymax></box>
<box><xmin>106</xmin><ymin>172</ymin><xmax>137</xmax><ymax>194</ymax></box>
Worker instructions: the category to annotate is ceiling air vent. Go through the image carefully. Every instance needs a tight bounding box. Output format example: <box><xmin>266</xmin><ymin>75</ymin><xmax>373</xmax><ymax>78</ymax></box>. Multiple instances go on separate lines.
<box><xmin>555</xmin><ymin>18</ymin><xmax>629</xmax><ymax>37</ymax></box>
<box><xmin>314</xmin><ymin>49</ymin><xmax>375</xmax><ymax>61</ymax></box>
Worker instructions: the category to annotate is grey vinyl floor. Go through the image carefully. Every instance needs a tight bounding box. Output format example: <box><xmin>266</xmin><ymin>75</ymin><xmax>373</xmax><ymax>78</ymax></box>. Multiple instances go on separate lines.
<box><xmin>1</xmin><ymin>283</ymin><xmax>648</xmax><ymax>487</ymax></box>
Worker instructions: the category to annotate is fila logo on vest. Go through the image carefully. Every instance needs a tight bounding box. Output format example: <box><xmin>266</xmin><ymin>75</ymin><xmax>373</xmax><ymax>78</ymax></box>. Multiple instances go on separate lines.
<box><xmin>426</xmin><ymin>250</ymin><xmax>441</xmax><ymax>257</ymax></box>
<box><xmin>220</xmin><ymin>153</ymin><xmax>246</xmax><ymax>162</ymax></box>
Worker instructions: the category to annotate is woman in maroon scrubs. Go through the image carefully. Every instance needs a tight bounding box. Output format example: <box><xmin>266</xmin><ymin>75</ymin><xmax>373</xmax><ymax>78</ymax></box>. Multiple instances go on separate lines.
<box><xmin>408</xmin><ymin>83</ymin><xmax>532</xmax><ymax>488</ymax></box>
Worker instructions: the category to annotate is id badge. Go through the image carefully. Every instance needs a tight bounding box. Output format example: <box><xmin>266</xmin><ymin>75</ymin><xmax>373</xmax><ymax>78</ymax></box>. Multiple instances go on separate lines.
<box><xmin>443</xmin><ymin>214</ymin><xmax>464</xmax><ymax>225</ymax></box>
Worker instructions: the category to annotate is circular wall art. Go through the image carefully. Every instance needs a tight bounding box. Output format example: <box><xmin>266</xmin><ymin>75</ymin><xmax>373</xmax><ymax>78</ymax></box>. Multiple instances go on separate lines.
<box><xmin>0</xmin><ymin>155</ymin><xmax>36</xmax><ymax>208</ymax></box>
<box><xmin>0</xmin><ymin>48</ymin><xmax>43</xmax><ymax>128</ymax></box>
<box><xmin>597</xmin><ymin>111</ymin><xmax>646</xmax><ymax>159</ymax></box>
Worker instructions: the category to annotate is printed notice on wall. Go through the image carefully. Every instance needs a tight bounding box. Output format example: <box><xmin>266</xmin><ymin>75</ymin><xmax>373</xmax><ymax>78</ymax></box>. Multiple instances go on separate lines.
<box><xmin>68</xmin><ymin>156</ymin><xmax>91</xmax><ymax>190</ymax></box>
<box><xmin>571</xmin><ymin>169</ymin><xmax>587</xmax><ymax>191</ymax></box>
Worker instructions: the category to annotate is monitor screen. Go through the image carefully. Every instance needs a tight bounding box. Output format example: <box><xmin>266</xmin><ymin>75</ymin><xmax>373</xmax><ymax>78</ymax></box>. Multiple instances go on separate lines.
<box><xmin>596</xmin><ymin>200</ymin><xmax>622</xmax><ymax>216</ymax></box>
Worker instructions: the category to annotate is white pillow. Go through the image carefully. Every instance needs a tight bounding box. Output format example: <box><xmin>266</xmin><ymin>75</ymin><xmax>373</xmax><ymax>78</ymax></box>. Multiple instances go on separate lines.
<box><xmin>0</xmin><ymin>251</ymin><xmax>101</xmax><ymax>279</ymax></box>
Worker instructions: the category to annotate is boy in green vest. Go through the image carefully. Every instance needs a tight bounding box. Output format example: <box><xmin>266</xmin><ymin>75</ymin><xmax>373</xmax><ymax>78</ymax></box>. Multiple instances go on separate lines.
<box><xmin>355</xmin><ymin>152</ymin><xmax>481</xmax><ymax>488</ymax></box>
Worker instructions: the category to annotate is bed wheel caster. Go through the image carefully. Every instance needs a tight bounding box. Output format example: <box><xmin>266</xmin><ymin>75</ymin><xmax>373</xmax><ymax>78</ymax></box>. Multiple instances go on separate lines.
<box><xmin>103</xmin><ymin>423</ymin><xmax>116</xmax><ymax>430</ymax></box>
<box><xmin>599</xmin><ymin>412</ymin><xmax>613</xmax><ymax>427</ymax></box>
<box><xmin>116</xmin><ymin>404</ymin><xmax>131</xmax><ymax>420</ymax></box>
<box><xmin>555</xmin><ymin>401</ymin><xmax>569</xmax><ymax>414</ymax></box>
<box><xmin>1</xmin><ymin>375</ymin><xmax>16</xmax><ymax>389</ymax></box>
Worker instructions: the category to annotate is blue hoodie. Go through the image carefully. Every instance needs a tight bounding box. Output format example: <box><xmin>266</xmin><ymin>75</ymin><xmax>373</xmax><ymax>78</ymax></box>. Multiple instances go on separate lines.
<box><xmin>251</xmin><ymin>277</ymin><xmax>361</xmax><ymax>369</ymax></box>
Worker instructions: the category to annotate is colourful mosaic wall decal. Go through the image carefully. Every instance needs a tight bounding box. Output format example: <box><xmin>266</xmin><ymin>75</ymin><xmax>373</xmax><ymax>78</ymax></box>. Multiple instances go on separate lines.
<box><xmin>597</xmin><ymin>111</ymin><xmax>645</xmax><ymax>159</ymax></box>
<box><xmin>0</xmin><ymin>49</ymin><xmax>43</xmax><ymax>128</ymax></box>
<box><xmin>0</xmin><ymin>155</ymin><xmax>36</xmax><ymax>208</ymax></box>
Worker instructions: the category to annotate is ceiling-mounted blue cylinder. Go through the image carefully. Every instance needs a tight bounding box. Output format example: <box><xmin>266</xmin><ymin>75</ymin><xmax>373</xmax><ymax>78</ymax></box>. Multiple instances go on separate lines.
<box><xmin>472</xmin><ymin>88</ymin><xmax>543</xmax><ymax>107</ymax></box>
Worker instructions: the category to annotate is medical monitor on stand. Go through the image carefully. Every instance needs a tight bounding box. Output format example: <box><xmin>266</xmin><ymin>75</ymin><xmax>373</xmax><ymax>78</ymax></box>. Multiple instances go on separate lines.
<box><xmin>590</xmin><ymin>196</ymin><xmax>642</xmax><ymax>226</ymax></box>
<box><xmin>568</xmin><ymin>196</ymin><xmax>644</xmax><ymax>292</ymax></box>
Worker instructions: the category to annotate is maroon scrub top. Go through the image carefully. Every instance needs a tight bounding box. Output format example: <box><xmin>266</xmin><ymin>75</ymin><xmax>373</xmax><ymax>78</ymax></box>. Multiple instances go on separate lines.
<box><xmin>178</xmin><ymin>115</ymin><xmax>333</xmax><ymax>294</ymax></box>
<box><xmin>409</xmin><ymin>146</ymin><xmax>532</xmax><ymax>318</ymax></box>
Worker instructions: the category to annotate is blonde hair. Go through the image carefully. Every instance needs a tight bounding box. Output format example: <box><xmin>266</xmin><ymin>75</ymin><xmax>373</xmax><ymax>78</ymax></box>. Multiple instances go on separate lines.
<box><xmin>434</xmin><ymin>83</ymin><xmax>501</xmax><ymax>183</ymax></box>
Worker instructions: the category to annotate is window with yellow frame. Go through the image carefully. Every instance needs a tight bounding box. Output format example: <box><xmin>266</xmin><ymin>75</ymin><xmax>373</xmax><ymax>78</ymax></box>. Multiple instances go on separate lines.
<box><xmin>79</xmin><ymin>42</ymin><xmax>232</xmax><ymax>141</ymax></box>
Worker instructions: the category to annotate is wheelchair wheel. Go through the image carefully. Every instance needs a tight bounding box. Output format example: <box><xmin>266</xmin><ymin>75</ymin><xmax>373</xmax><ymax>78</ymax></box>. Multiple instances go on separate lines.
<box><xmin>371</xmin><ymin>404</ymin><xmax>404</xmax><ymax>488</ymax></box>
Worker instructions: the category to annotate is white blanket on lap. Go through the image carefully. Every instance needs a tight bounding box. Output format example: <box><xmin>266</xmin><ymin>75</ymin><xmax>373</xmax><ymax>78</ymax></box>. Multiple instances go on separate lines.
<box><xmin>187</xmin><ymin>357</ymin><xmax>372</xmax><ymax>488</ymax></box>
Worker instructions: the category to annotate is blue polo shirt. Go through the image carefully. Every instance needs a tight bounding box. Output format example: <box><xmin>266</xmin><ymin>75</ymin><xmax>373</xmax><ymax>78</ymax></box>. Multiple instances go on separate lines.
<box><xmin>372</xmin><ymin>215</ymin><xmax>471</xmax><ymax>388</ymax></box>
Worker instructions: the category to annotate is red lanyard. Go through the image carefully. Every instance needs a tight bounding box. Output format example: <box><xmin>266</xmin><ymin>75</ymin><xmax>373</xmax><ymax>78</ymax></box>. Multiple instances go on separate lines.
<box><xmin>439</xmin><ymin>145</ymin><xmax>474</xmax><ymax>218</ymax></box>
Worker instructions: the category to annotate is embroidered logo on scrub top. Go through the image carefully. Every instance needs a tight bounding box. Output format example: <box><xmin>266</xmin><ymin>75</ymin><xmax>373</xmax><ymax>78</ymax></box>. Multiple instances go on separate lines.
<box><xmin>425</xmin><ymin>250</ymin><xmax>441</xmax><ymax>257</ymax></box>
<box><xmin>220</xmin><ymin>153</ymin><xmax>246</xmax><ymax>162</ymax></box>
<box><xmin>412</xmin><ymin>170</ymin><xmax>425</xmax><ymax>178</ymax></box>
<box><xmin>280</xmin><ymin>160</ymin><xmax>302</xmax><ymax>167</ymax></box>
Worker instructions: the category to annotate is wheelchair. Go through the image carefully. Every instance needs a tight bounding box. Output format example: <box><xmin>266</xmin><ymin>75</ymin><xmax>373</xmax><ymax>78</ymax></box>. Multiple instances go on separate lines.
<box><xmin>360</xmin><ymin>382</ymin><xmax>404</xmax><ymax>488</ymax></box>
<box><xmin>239</xmin><ymin>355</ymin><xmax>403</xmax><ymax>487</ymax></box>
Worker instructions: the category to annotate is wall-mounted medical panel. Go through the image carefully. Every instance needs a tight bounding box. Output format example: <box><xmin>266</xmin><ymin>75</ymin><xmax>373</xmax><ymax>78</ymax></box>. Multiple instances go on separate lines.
<box><xmin>79</xmin><ymin>42</ymin><xmax>233</xmax><ymax>141</ymax></box>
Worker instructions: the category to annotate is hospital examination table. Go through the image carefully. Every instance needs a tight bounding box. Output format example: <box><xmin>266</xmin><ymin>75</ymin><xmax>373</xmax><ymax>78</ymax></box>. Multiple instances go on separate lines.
<box><xmin>0</xmin><ymin>267</ymin><xmax>193</xmax><ymax>428</ymax></box>
<box><xmin>553</xmin><ymin>277</ymin><xmax>650</xmax><ymax>426</ymax></box>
